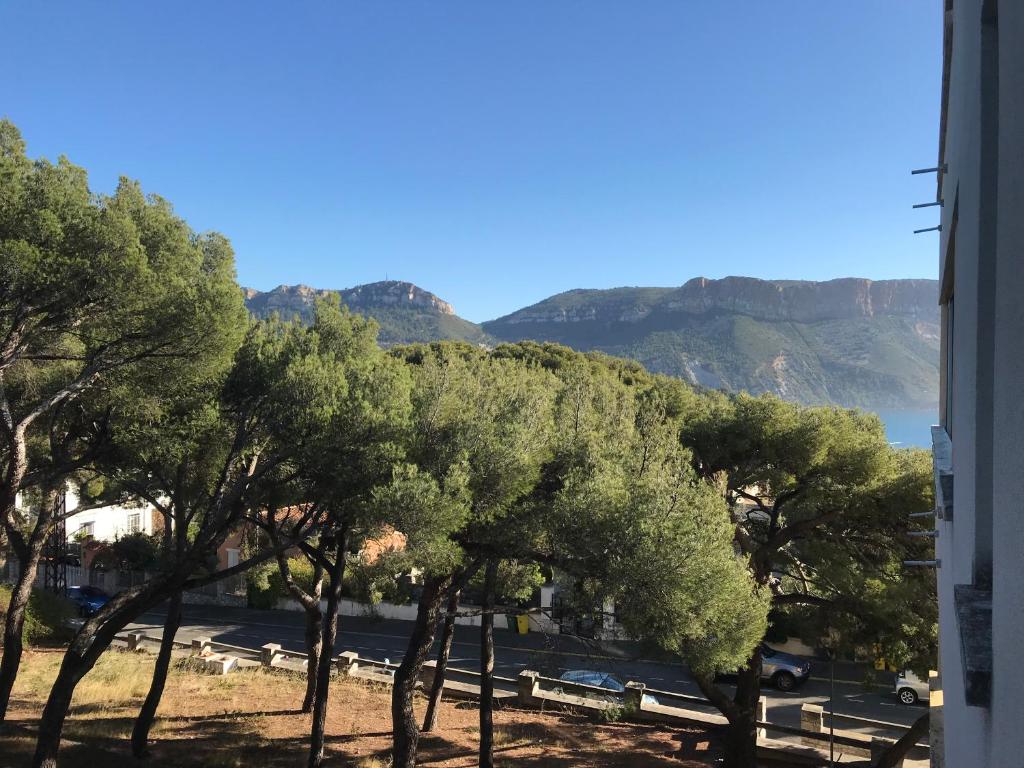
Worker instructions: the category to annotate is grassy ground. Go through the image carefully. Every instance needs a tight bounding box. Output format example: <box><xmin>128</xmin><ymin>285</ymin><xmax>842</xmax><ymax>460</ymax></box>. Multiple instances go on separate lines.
<box><xmin>1</xmin><ymin>647</ymin><xmax>721</xmax><ymax>767</ymax></box>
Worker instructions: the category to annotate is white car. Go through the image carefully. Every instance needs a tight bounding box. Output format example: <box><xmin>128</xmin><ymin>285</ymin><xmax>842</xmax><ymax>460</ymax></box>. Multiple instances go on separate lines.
<box><xmin>895</xmin><ymin>670</ymin><xmax>929</xmax><ymax>705</ymax></box>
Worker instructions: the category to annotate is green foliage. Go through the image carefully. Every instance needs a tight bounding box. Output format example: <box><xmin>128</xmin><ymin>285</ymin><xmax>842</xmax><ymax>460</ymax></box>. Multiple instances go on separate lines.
<box><xmin>467</xmin><ymin>560</ymin><xmax>544</xmax><ymax>605</ymax></box>
<box><xmin>598</xmin><ymin>704</ymin><xmax>626</xmax><ymax>723</ymax></box>
<box><xmin>91</xmin><ymin>532</ymin><xmax>162</xmax><ymax>572</ymax></box>
<box><xmin>0</xmin><ymin>585</ymin><xmax>74</xmax><ymax>645</ymax></box>
<box><xmin>248</xmin><ymin>556</ymin><xmax>324</xmax><ymax>609</ymax></box>
<box><xmin>680</xmin><ymin>391</ymin><xmax>937</xmax><ymax>672</ymax></box>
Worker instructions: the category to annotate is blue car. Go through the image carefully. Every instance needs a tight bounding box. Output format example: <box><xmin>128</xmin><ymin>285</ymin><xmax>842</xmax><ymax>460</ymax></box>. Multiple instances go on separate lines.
<box><xmin>558</xmin><ymin>670</ymin><xmax>660</xmax><ymax>705</ymax></box>
<box><xmin>67</xmin><ymin>585</ymin><xmax>110</xmax><ymax>617</ymax></box>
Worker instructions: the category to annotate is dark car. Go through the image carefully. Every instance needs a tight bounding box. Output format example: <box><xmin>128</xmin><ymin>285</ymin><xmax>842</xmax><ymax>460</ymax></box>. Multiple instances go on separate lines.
<box><xmin>67</xmin><ymin>585</ymin><xmax>110</xmax><ymax>617</ymax></box>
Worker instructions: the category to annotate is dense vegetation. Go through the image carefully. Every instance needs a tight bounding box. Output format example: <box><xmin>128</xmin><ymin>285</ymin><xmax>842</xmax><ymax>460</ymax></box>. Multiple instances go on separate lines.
<box><xmin>1</xmin><ymin>121</ymin><xmax>935</xmax><ymax>768</ymax></box>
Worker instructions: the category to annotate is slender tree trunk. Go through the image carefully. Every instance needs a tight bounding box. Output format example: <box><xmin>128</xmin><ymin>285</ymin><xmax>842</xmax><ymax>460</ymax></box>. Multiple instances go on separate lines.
<box><xmin>307</xmin><ymin>535</ymin><xmax>347</xmax><ymax>768</ymax></box>
<box><xmin>302</xmin><ymin>603</ymin><xmax>324</xmax><ymax>713</ymax></box>
<box><xmin>130</xmin><ymin>592</ymin><xmax>183</xmax><ymax>757</ymax></box>
<box><xmin>30</xmin><ymin>537</ymin><xmax>270</xmax><ymax>767</ymax></box>
<box><xmin>479</xmin><ymin>561</ymin><xmax>499</xmax><ymax>768</ymax></box>
<box><xmin>0</xmin><ymin>541</ymin><xmax>41</xmax><ymax>720</ymax></box>
<box><xmin>392</xmin><ymin>575</ymin><xmax>449</xmax><ymax>768</ymax></box>
<box><xmin>275</xmin><ymin>543</ymin><xmax>325</xmax><ymax>713</ymax></box>
<box><xmin>0</xmin><ymin>486</ymin><xmax>55</xmax><ymax>722</ymax></box>
<box><xmin>421</xmin><ymin>587</ymin><xmax>461</xmax><ymax>733</ymax></box>
<box><xmin>31</xmin><ymin>581</ymin><xmax>174</xmax><ymax>768</ymax></box>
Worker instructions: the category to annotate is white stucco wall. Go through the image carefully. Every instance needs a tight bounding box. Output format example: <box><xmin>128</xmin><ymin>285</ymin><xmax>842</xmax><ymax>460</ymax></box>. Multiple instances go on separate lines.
<box><xmin>62</xmin><ymin>487</ymin><xmax>157</xmax><ymax>542</ymax></box>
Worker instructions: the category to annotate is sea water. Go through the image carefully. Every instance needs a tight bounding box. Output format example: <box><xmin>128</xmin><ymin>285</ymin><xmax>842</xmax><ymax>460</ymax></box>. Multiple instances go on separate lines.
<box><xmin>874</xmin><ymin>408</ymin><xmax>938</xmax><ymax>449</ymax></box>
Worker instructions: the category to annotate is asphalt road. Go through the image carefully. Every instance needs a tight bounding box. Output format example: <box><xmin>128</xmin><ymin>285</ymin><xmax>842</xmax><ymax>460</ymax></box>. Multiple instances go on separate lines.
<box><xmin>129</xmin><ymin>604</ymin><xmax>927</xmax><ymax>743</ymax></box>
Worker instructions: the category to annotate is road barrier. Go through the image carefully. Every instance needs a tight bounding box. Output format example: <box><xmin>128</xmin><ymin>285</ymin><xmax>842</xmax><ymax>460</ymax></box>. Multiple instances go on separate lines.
<box><xmin>114</xmin><ymin>630</ymin><xmax>928</xmax><ymax>765</ymax></box>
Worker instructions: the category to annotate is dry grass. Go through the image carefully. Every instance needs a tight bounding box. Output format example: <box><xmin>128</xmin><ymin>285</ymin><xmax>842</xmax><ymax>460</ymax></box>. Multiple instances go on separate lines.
<box><xmin>2</xmin><ymin>648</ymin><xmax>720</xmax><ymax>767</ymax></box>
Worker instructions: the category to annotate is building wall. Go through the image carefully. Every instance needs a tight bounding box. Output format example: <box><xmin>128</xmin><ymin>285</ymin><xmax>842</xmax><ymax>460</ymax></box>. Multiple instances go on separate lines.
<box><xmin>936</xmin><ymin>1</ymin><xmax>1024</xmax><ymax>765</ymax></box>
<box><xmin>936</xmin><ymin>2</ymin><xmax>991</xmax><ymax>764</ymax></box>
<box><xmin>64</xmin><ymin>487</ymin><xmax>158</xmax><ymax>543</ymax></box>
<box><xmin>989</xmin><ymin>1</ymin><xmax>1024</xmax><ymax>761</ymax></box>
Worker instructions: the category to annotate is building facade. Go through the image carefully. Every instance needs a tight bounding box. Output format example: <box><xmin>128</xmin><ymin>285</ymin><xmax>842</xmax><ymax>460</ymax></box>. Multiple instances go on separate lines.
<box><xmin>934</xmin><ymin>1</ymin><xmax>1023</xmax><ymax>765</ymax></box>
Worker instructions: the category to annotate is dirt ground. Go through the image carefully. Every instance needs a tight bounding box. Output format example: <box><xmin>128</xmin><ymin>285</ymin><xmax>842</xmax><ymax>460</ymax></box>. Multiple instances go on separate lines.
<box><xmin>0</xmin><ymin>648</ymin><xmax>722</xmax><ymax>767</ymax></box>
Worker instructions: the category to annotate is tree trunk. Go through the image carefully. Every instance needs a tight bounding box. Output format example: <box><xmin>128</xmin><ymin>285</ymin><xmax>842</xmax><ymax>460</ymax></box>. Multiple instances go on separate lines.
<box><xmin>479</xmin><ymin>561</ymin><xmax>499</xmax><ymax>768</ymax></box>
<box><xmin>691</xmin><ymin>647</ymin><xmax>762</xmax><ymax>768</ymax></box>
<box><xmin>0</xmin><ymin>492</ymin><xmax>52</xmax><ymax>722</ymax></box>
<box><xmin>722</xmin><ymin>710</ymin><xmax>759</xmax><ymax>768</ymax></box>
<box><xmin>275</xmin><ymin>546</ymin><xmax>325</xmax><ymax>714</ymax></box>
<box><xmin>307</xmin><ymin>536</ymin><xmax>347</xmax><ymax>768</ymax></box>
<box><xmin>302</xmin><ymin>602</ymin><xmax>324</xmax><ymax>713</ymax></box>
<box><xmin>873</xmin><ymin>711</ymin><xmax>929</xmax><ymax>768</ymax></box>
<box><xmin>392</xmin><ymin>575</ymin><xmax>449</xmax><ymax>768</ymax></box>
<box><xmin>724</xmin><ymin>650</ymin><xmax>763</xmax><ymax>768</ymax></box>
<box><xmin>31</xmin><ymin>584</ymin><xmax>165</xmax><ymax>768</ymax></box>
<box><xmin>421</xmin><ymin>587</ymin><xmax>461</xmax><ymax>733</ymax></box>
<box><xmin>0</xmin><ymin>544</ymin><xmax>40</xmax><ymax>720</ymax></box>
<box><xmin>130</xmin><ymin>592</ymin><xmax>183</xmax><ymax>757</ymax></box>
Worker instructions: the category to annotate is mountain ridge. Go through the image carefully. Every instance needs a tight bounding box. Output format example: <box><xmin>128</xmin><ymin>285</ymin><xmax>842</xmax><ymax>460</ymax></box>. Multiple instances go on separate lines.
<box><xmin>243</xmin><ymin>276</ymin><xmax>939</xmax><ymax>410</ymax></box>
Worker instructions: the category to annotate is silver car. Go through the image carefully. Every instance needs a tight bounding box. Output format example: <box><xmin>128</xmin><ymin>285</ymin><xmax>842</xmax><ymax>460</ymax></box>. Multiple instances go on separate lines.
<box><xmin>895</xmin><ymin>670</ymin><xmax>929</xmax><ymax>705</ymax></box>
<box><xmin>760</xmin><ymin>644</ymin><xmax>812</xmax><ymax>691</ymax></box>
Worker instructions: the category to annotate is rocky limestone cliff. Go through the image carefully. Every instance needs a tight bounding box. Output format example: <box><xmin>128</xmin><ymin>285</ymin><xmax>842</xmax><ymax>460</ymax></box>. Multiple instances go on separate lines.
<box><xmin>244</xmin><ymin>281</ymin><xmax>456</xmax><ymax>323</ymax></box>
<box><xmin>483</xmin><ymin>277</ymin><xmax>940</xmax><ymax>410</ymax></box>
<box><xmin>243</xmin><ymin>280</ymin><xmax>486</xmax><ymax>347</ymax></box>
<box><xmin>491</xmin><ymin>277</ymin><xmax>938</xmax><ymax>326</ymax></box>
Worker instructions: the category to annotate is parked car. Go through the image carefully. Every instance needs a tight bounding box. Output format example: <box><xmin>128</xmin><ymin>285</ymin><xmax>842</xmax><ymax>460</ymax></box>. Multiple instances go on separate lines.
<box><xmin>895</xmin><ymin>670</ymin><xmax>929</xmax><ymax>705</ymax></box>
<box><xmin>759</xmin><ymin>644</ymin><xmax>812</xmax><ymax>691</ymax></box>
<box><xmin>67</xmin><ymin>585</ymin><xmax>110</xmax><ymax>617</ymax></box>
<box><xmin>558</xmin><ymin>670</ymin><xmax>660</xmax><ymax>706</ymax></box>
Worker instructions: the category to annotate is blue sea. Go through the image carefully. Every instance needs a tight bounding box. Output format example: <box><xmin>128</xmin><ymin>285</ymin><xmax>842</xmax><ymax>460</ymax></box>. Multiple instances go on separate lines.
<box><xmin>873</xmin><ymin>409</ymin><xmax>937</xmax><ymax>449</ymax></box>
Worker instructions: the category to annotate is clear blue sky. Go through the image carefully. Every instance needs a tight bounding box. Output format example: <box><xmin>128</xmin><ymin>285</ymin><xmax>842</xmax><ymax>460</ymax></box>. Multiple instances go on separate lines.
<box><xmin>1</xmin><ymin>2</ymin><xmax>942</xmax><ymax>323</ymax></box>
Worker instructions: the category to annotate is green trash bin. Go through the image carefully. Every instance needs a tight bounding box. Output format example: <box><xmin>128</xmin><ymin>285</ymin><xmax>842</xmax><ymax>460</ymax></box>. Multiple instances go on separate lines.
<box><xmin>515</xmin><ymin>614</ymin><xmax>530</xmax><ymax>635</ymax></box>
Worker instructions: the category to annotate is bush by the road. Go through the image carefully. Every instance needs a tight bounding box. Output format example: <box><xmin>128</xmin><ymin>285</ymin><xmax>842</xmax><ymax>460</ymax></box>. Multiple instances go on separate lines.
<box><xmin>0</xmin><ymin>583</ymin><xmax>75</xmax><ymax>646</ymax></box>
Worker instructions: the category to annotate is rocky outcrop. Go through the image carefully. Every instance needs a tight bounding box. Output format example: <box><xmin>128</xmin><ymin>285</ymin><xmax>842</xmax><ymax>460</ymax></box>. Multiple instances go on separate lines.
<box><xmin>482</xmin><ymin>277</ymin><xmax>940</xmax><ymax>409</ymax></box>
<box><xmin>489</xmin><ymin>278</ymin><xmax>938</xmax><ymax>327</ymax></box>
<box><xmin>244</xmin><ymin>281</ymin><xmax>456</xmax><ymax>322</ymax></box>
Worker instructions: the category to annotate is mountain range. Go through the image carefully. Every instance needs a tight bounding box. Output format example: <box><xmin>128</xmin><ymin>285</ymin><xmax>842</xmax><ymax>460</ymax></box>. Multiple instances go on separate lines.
<box><xmin>243</xmin><ymin>276</ymin><xmax>940</xmax><ymax>410</ymax></box>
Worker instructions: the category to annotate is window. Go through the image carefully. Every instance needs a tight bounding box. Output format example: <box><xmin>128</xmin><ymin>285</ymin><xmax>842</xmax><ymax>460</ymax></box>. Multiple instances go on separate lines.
<box><xmin>77</xmin><ymin>522</ymin><xmax>94</xmax><ymax>538</ymax></box>
<box><xmin>127</xmin><ymin>513</ymin><xmax>141</xmax><ymax>534</ymax></box>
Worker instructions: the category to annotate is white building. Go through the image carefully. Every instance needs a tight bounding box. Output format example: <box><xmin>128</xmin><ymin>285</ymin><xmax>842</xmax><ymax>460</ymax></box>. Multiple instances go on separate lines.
<box><xmin>932</xmin><ymin>1</ymin><xmax>1023</xmax><ymax>765</ymax></box>
<box><xmin>15</xmin><ymin>486</ymin><xmax>159</xmax><ymax>543</ymax></box>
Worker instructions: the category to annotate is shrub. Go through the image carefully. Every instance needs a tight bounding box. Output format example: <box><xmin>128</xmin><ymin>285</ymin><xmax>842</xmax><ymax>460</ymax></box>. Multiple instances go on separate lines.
<box><xmin>0</xmin><ymin>583</ymin><xmax>75</xmax><ymax>645</ymax></box>
<box><xmin>247</xmin><ymin>556</ymin><xmax>321</xmax><ymax>609</ymax></box>
<box><xmin>598</xmin><ymin>704</ymin><xmax>625</xmax><ymax>723</ymax></box>
<box><xmin>247</xmin><ymin>553</ymin><xmax>411</xmax><ymax>609</ymax></box>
